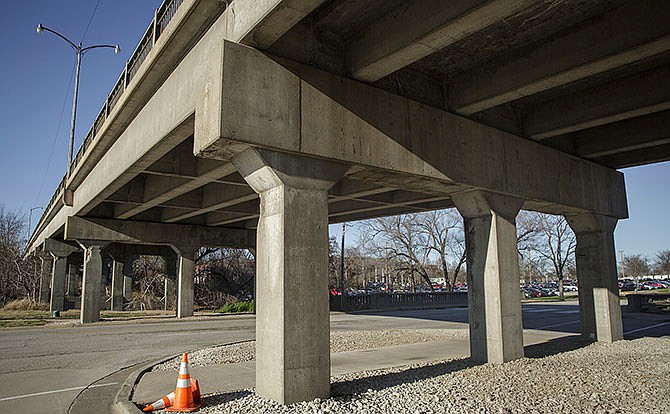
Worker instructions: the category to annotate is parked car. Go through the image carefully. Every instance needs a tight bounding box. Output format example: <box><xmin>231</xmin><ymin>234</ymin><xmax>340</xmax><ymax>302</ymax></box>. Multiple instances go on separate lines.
<box><xmin>523</xmin><ymin>287</ymin><xmax>546</xmax><ymax>298</ymax></box>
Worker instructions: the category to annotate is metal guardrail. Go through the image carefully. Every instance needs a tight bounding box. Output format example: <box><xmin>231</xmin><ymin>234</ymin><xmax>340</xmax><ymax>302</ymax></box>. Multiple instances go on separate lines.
<box><xmin>330</xmin><ymin>292</ymin><xmax>469</xmax><ymax>311</ymax></box>
<box><xmin>32</xmin><ymin>0</ymin><xmax>186</xmax><ymax>245</ymax></box>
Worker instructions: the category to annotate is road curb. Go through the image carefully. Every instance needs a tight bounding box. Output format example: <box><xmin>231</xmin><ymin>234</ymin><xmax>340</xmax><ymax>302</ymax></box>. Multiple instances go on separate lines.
<box><xmin>113</xmin><ymin>355</ymin><xmax>176</xmax><ymax>414</ymax></box>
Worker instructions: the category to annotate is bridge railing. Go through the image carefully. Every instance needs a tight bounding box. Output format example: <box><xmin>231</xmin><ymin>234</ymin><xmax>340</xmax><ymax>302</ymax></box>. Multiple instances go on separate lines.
<box><xmin>32</xmin><ymin>0</ymin><xmax>187</xmax><ymax>246</ymax></box>
<box><xmin>330</xmin><ymin>292</ymin><xmax>468</xmax><ymax>312</ymax></box>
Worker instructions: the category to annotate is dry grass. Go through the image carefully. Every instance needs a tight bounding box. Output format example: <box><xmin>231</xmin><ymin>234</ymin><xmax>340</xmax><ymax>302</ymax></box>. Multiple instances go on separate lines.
<box><xmin>2</xmin><ymin>298</ymin><xmax>49</xmax><ymax>311</ymax></box>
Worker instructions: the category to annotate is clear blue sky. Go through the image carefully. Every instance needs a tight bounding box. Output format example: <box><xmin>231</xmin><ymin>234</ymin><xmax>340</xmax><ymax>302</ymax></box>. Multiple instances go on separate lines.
<box><xmin>1</xmin><ymin>2</ymin><xmax>668</xmax><ymax>258</ymax></box>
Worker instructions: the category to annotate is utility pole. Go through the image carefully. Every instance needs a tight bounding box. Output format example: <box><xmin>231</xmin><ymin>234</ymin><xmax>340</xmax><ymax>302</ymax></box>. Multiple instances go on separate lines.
<box><xmin>339</xmin><ymin>222</ymin><xmax>346</xmax><ymax>308</ymax></box>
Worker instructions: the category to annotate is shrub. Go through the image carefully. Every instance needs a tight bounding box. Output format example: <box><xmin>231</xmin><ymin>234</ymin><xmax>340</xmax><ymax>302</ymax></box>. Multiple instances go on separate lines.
<box><xmin>216</xmin><ymin>300</ymin><xmax>254</xmax><ymax>313</ymax></box>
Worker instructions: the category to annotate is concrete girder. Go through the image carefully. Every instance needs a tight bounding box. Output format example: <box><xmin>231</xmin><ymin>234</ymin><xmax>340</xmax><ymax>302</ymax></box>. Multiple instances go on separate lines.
<box><xmin>65</xmin><ymin>216</ymin><xmax>255</xmax><ymax>249</ymax></box>
<box><xmin>569</xmin><ymin>111</ymin><xmax>670</xmax><ymax>159</ymax></box>
<box><xmin>207</xmin><ymin>213</ymin><xmax>260</xmax><ymax>227</ymax></box>
<box><xmin>449</xmin><ymin>0</ymin><xmax>670</xmax><ymax>115</ymax></box>
<box><xmin>526</xmin><ymin>64</ymin><xmax>670</xmax><ymax>140</ymax></box>
<box><xmin>226</xmin><ymin>0</ymin><xmax>327</xmax><ymax>49</ymax></box>
<box><xmin>591</xmin><ymin>143</ymin><xmax>670</xmax><ymax>170</ymax></box>
<box><xmin>328</xmin><ymin>178</ymin><xmax>395</xmax><ymax>202</ymax></box>
<box><xmin>162</xmin><ymin>182</ymin><xmax>258</xmax><ymax>222</ymax></box>
<box><xmin>348</xmin><ymin>0</ymin><xmax>535</xmax><ymax>83</ymax></box>
<box><xmin>195</xmin><ymin>40</ymin><xmax>627</xmax><ymax>219</ymax></box>
<box><xmin>78</xmin><ymin>118</ymin><xmax>196</xmax><ymax>218</ymax></box>
<box><xmin>114</xmin><ymin>163</ymin><xmax>237</xmax><ymax>219</ymax></box>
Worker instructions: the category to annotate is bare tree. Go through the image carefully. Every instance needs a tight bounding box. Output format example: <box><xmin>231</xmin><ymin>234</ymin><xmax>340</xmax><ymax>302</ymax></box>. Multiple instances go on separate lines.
<box><xmin>417</xmin><ymin>210</ymin><xmax>465</xmax><ymax>291</ymax></box>
<box><xmin>362</xmin><ymin>214</ymin><xmax>435</xmax><ymax>291</ymax></box>
<box><xmin>0</xmin><ymin>205</ymin><xmax>41</xmax><ymax>307</ymax></box>
<box><xmin>195</xmin><ymin>248</ymin><xmax>255</xmax><ymax>308</ymax></box>
<box><xmin>624</xmin><ymin>254</ymin><xmax>650</xmax><ymax>280</ymax></box>
<box><xmin>519</xmin><ymin>212</ymin><xmax>576</xmax><ymax>299</ymax></box>
<box><xmin>654</xmin><ymin>250</ymin><xmax>670</xmax><ymax>277</ymax></box>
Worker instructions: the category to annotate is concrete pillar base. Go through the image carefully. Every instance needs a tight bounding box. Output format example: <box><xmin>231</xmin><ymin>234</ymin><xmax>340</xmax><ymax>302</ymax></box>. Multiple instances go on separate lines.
<box><xmin>566</xmin><ymin>214</ymin><xmax>623</xmax><ymax>343</ymax></box>
<box><xmin>453</xmin><ymin>191</ymin><xmax>524</xmax><ymax>364</ymax></box>
<box><xmin>233</xmin><ymin>148</ymin><xmax>348</xmax><ymax>404</ymax></box>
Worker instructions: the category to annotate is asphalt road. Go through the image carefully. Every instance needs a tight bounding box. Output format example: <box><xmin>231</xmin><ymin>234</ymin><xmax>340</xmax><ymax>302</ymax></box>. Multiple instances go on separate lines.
<box><xmin>1</xmin><ymin>302</ymin><xmax>668</xmax><ymax>414</ymax></box>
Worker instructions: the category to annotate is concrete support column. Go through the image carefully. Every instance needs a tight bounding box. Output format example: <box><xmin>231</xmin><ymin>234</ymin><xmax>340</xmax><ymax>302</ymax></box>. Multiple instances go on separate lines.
<box><xmin>453</xmin><ymin>191</ymin><xmax>524</xmax><ymax>364</ymax></box>
<box><xmin>38</xmin><ymin>254</ymin><xmax>52</xmax><ymax>304</ymax></box>
<box><xmin>174</xmin><ymin>247</ymin><xmax>197</xmax><ymax>318</ymax></box>
<box><xmin>111</xmin><ymin>260</ymin><xmax>124</xmax><ymax>311</ymax></box>
<box><xmin>123</xmin><ymin>256</ymin><xmax>137</xmax><ymax>302</ymax></box>
<box><xmin>67</xmin><ymin>264</ymin><xmax>79</xmax><ymax>296</ymax></box>
<box><xmin>49</xmin><ymin>255</ymin><xmax>68</xmax><ymax>312</ymax></box>
<box><xmin>233</xmin><ymin>148</ymin><xmax>348</xmax><ymax>404</ymax></box>
<box><xmin>79</xmin><ymin>244</ymin><xmax>105</xmax><ymax>324</ymax></box>
<box><xmin>123</xmin><ymin>276</ymin><xmax>133</xmax><ymax>301</ymax></box>
<box><xmin>566</xmin><ymin>214</ymin><xmax>623</xmax><ymax>343</ymax></box>
<box><xmin>165</xmin><ymin>251</ymin><xmax>178</xmax><ymax>310</ymax></box>
<box><xmin>164</xmin><ymin>277</ymin><xmax>176</xmax><ymax>311</ymax></box>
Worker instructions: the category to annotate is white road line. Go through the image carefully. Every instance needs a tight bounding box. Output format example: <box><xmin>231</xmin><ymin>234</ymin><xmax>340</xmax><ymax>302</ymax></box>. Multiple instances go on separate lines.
<box><xmin>526</xmin><ymin>320</ymin><xmax>579</xmax><ymax>331</ymax></box>
<box><xmin>0</xmin><ymin>382</ymin><xmax>118</xmax><ymax>402</ymax></box>
<box><xmin>624</xmin><ymin>322</ymin><xmax>670</xmax><ymax>336</ymax></box>
<box><xmin>555</xmin><ymin>310</ymin><xmax>579</xmax><ymax>314</ymax></box>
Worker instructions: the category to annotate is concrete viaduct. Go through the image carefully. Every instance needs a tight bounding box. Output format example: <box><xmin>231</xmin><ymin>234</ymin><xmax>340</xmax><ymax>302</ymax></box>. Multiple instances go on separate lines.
<box><xmin>25</xmin><ymin>0</ymin><xmax>670</xmax><ymax>404</ymax></box>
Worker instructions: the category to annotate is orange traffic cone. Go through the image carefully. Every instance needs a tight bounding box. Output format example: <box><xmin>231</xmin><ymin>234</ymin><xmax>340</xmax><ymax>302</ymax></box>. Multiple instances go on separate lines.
<box><xmin>190</xmin><ymin>379</ymin><xmax>201</xmax><ymax>406</ymax></box>
<box><xmin>167</xmin><ymin>353</ymin><xmax>201</xmax><ymax>412</ymax></box>
<box><xmin>143</xmin><ymin>392</ymin><xmax>175</xmax><ymax>412</ymax></box>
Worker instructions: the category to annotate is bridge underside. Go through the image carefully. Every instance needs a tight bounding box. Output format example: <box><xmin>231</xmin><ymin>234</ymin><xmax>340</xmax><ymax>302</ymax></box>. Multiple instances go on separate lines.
<box><xmin>28</xmin><ymin>0</ymin><xmax>670</xmax><ymax>405</ymax></box>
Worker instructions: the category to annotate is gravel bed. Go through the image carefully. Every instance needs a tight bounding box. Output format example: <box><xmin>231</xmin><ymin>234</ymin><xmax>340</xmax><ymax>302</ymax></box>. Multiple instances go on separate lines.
<box><xmin>157</xmin><ymin>336</ymin><xmax>670</xmax><ymax>413</ymax></box>
<box><xmin>152</xmin><ymin>329</ymin><xmax>468</xmax><ymax>371</ymax></box>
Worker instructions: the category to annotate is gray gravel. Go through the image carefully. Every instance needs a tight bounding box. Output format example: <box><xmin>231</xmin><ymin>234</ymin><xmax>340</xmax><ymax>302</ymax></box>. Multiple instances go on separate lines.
<box><xmin>152</xmin><ymin>329</ymin><xmax>469</xmax><ymax>371</ymax></box>
<box><xmin>160</xmin><ymin>336</ymin><xmax>669</xmax><ymax>413</ymax></box>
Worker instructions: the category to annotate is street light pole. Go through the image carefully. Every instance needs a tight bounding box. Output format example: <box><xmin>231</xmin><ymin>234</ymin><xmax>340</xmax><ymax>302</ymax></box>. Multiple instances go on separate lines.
<box><xmin>339</xmin><ymin>222</ymin><xmax>346</xmax><ymax>308</ymax></box>
<box><xmin>36</xmin><ymin>24</ymin><xmax>120</xmax><ymax>180</ymax></box>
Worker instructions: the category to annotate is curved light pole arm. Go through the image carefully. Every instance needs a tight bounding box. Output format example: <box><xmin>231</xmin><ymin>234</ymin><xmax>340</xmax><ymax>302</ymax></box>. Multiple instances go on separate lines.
<box><xmin>82</xmin><ymin>44</ymin><xmax>120</xmax><ymax>54</ymax></box>
<box><xmin>36</xmin><ymin>24</ymin><xmax>79</xmax><ymax>51</ymax></box>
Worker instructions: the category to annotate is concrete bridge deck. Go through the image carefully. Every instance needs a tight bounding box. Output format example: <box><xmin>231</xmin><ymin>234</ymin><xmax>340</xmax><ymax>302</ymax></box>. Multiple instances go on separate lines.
<box><xmin>24</xmin><ymin>0</ymin><xmax>670</xmax><ymax>405</ymax></box>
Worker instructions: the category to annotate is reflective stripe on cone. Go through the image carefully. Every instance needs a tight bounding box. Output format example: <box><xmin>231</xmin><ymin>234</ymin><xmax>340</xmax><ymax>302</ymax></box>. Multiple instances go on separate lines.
<box><xmin>143</xmin><ymin>392</ymin><xmax>175</xmax><ymax>412</ymax></box>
